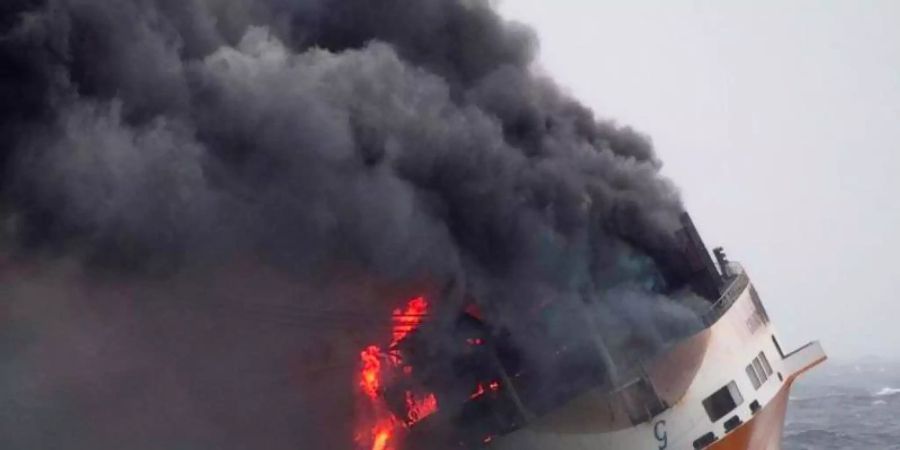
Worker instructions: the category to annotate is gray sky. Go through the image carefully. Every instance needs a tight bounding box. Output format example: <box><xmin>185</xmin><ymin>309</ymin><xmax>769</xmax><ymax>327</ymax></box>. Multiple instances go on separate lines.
<box><xmin>500</xmin><ymin>0</ymin><xmax>900</xmax><ymax>360</ymax></box>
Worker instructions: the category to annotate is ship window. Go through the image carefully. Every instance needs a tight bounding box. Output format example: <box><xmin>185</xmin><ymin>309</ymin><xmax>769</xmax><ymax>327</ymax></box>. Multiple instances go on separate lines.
<box><xmin>746</xmin><ymin>364</ymin><xmax>761</xmax><ymax>389</ymax></box>
<box><xmin>758</xmin><ymin>352</ymin><xmax>773</xmax><ymax>376</ymax></box>
<box><xmin>724</xmin><ymin>415</ymin><xmax>743</xmax><ymax>432</ymax></box>
<box><xmin>749</xmin><ymin>400</ymin><xmax>761</xmax><ymax>414</ymax></box>
<box><xmin>702</xmin><ymin>381</ymin><xmax>744</xmax><ymax>422</ymax></box>
<box><xmin>752</xmin><ymin>358</ymin><xmax>767</xmax><ymax>384</ymax></box>
<box><xmin>746</xmin><ymin>354</ymin><xmax>770</xmax><ymax>390</ymax></box>
<box><xmin>693</xmin><ymin>432</ymin><xmax>717</xmax><ymax>449</ymax></box>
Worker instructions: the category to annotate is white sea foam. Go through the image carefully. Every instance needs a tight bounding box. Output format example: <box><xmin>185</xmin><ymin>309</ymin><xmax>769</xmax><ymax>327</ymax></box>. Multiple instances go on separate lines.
<box><xmin>874</xmin><ymin>387</ymin><xmax>900</xmax><ymax>397</ymax></box>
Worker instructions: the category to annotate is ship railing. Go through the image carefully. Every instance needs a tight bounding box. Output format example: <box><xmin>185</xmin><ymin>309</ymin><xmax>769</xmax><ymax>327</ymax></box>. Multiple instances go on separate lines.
<box><xmin>702</xmin><ymin>262</ymin><xmax>749</xmax><ymax>326</ymax></box>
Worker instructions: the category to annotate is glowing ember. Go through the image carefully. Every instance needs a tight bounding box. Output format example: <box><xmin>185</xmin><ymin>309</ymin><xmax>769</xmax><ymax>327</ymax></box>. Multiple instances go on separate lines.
<box><xmin>406</xmin><ymin>391</ymin><xmax>438</xmax><ymax>424</ymax></box>
<box><xmin>356</xmin><ymin>296</ymin><xmax>438</xmax><ymax>450</ymax></box>
<box><xmin>470</xmin><ymin>380</ymin><xmax>501</xmax><ymax>400</ymax></box>
<box><xmin>470</xmin><ymin>384</ymin><xmax>484</xmax><ymax>400</ymax></box>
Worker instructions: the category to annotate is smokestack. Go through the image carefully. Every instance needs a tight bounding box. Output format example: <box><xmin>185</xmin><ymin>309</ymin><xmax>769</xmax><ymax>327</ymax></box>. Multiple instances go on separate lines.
<box><xmin>0</xmin><ymin>1</ymin><xmax>702</xmax><ymax>449</ymax></box>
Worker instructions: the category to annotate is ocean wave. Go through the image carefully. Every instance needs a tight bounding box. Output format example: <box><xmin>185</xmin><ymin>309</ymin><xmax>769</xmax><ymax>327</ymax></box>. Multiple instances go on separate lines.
<box><xmin>789</xmin><ymin>391</ymin><xmax>854</xmax><ymax>403</ymax></box>
<box><xmin>873</xmin><ymin>387</ymin><xmax>900</xmax><ymax>397</ymax></box>
<box><xmin>784</xmin><ymin>428</ymin><xmax>852</xmax><ymax>442</ymax></box>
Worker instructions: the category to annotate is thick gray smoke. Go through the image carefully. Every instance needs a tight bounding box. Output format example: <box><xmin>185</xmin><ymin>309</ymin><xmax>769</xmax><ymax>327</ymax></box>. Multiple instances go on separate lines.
<box><xmin>0</xmin><ymin>1</ymin><xmax>700</xmax><ymax>449</ymax></box>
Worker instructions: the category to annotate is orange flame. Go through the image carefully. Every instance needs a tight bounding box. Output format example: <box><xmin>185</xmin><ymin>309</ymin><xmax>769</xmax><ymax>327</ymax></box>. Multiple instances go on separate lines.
<box><xmin>370</xmin><ymin>420</ymin><xmax>395</xmax><ymax>450</ymax></box>
<box><xmin>360</xmin><ymin>346</ymin><xmax>382</xmax><ymax>399</ymax></box>
<box><xmin>372</xmin><ymin>431</ymin><xmax>390</xmax><ymax>450</ymax></box>
<box><xmin>356</xmin><ymin>296</ymin><xmax>438</xmax><ymax>450</ymax></box>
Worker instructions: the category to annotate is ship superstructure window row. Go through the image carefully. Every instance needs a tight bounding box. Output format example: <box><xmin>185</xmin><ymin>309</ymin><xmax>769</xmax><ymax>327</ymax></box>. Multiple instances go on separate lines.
<box><xmin>746</xmin><ymin>351</ymin><xmax>774</xmax><ymax>390</ymax></box>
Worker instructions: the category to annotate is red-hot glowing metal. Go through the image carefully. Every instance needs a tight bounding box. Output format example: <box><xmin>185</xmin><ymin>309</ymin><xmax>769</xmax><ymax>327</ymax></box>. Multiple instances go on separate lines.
<box><xmin>406</xmin><ymin>391</ymin><xmax>438</xmax><ymax>424</ymax></box>
<box><xmin>391</xmin><ymin>296</ymin><xmax>428</xmax><ymax>347</ymax></box>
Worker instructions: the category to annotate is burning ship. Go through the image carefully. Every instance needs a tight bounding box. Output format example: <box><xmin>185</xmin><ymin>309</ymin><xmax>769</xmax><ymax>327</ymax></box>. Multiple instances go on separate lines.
<box><xmin>356</xmin><ymin>214</ymin><xmax>826</xmax><ymax>450</ymax></box>
<box><xmin>0</xmin><ymin>1</ymin><xmax>826</xmax><ymax>449</ymax></box>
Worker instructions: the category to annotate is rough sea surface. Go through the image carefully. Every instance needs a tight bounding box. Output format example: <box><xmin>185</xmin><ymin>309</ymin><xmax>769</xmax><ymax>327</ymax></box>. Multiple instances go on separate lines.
<box><xmin>784</xmin><ymin>358</ymin><xmax>900</xmax><ymax>450</ymax></box>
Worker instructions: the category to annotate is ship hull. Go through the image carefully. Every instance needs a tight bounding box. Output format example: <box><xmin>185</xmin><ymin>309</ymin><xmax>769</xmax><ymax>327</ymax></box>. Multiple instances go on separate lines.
<box><xmin>707</xmin><ymin>380</ymin><xmax>791</xmax><ymax>450</ymax></box>
<box><xmin>488</xmin><ymin>266</ymin><xmax>826</xmax><ymax>450</ymax></box>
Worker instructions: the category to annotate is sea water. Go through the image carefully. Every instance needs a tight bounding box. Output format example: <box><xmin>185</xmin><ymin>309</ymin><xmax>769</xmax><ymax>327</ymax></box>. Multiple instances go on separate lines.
<box><xmin>784</xmin><ymin>358</ymin><xmax>900</xmax><ymax>449</ymax></box>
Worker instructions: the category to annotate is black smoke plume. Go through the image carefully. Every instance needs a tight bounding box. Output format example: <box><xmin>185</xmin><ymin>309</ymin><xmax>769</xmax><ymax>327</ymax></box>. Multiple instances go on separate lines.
<box><xmin>0</xmin><ymin>1</ymin><xmax>701</xmax><ymax>449</ymax></box>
